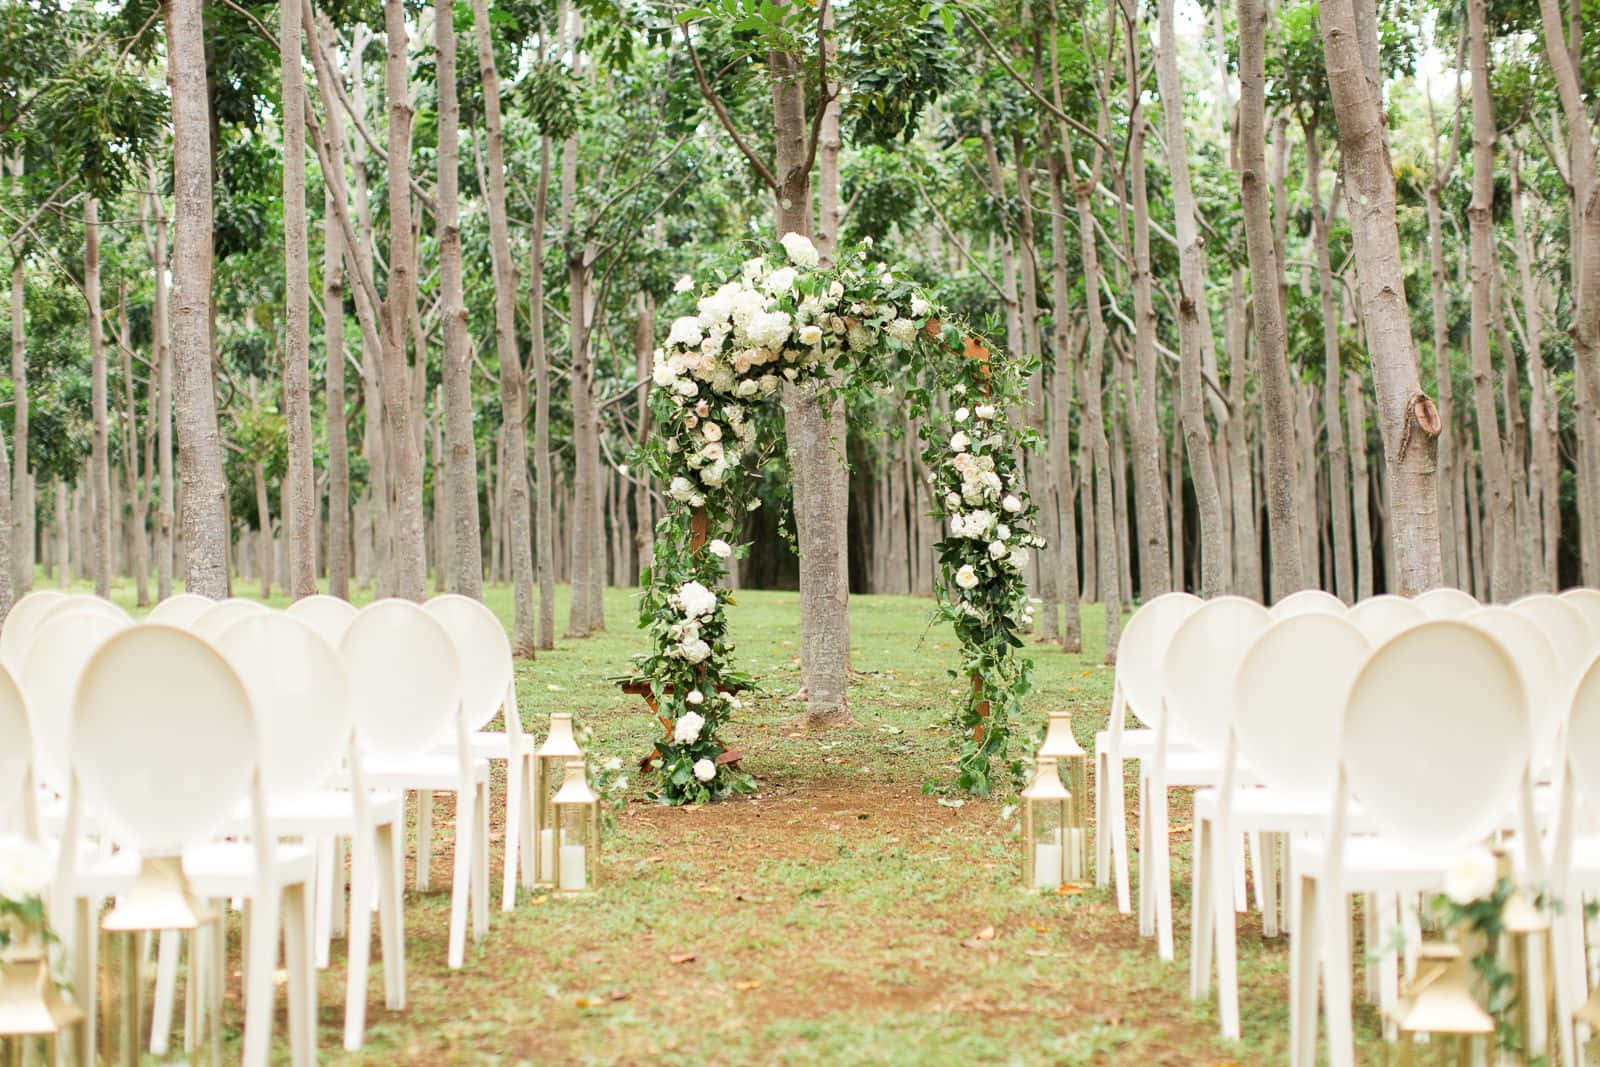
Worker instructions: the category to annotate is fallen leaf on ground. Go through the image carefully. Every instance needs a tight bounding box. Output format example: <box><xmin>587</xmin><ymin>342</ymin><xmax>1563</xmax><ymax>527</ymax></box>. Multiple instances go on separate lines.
<box><xmin>960</xmin><ymin>939</ymin><xmax>984</xmax><ymax>949</ymax></box>
<box><xmin>936</xmin><ymin>798</ymin><xmax>965</xmax><ymax>809</ymax></box>
<box><xmin>732</xmin><ymin>980</ymin><xmax>761</xmax><ymax>991</ymax></box>
<box><xmin>1031</xmin><ymin>925</ymin><xmax>1052</xmax><ymax>933</ymax></box>
<box><xmin>975</xmin><ymin>926</ymin><xmax>996</xmax><ymax>941</ymax></box>
<box><xmin>608</xmin><ymin>991</ymin><xmax>630</xmax><ymax>1001</ymax></box>
<box><xmin>668</xmin><ymin>953</ymin><xmax>697</xmax><ymax>965</ymax></box>
<box><xmin>1055</xmin><ymin>884</ymin><xmax>1086</xmax><ymax>896</ymax></box>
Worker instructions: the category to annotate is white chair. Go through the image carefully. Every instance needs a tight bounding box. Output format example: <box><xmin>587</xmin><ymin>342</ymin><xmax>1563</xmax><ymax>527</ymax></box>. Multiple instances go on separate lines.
<box><xmin>1269</xmin><ymin>588</ymin><xmax>1345</xmax><ymax>618</ymax></box>
<box><xmin>1145</xmin><ymin>596</ymin><xmax>1271</xmax><ymax>960</ymax></box>
<box><xmin>425</xmin><ymin>594</ymin><xmax>536</xmax><ymax>911</ymax></box>
<box><xmin>1288</xmin><ymin>621</ymin><xmax>1530</xmax><ymax>1067</ymax></box>
<box><xmin>145</xmin><ymin>592</ymin><xmax>217</xmax><ymax>628</ymax></box>
<box><xmin>1093</xmin><ymin>591</ymin><xmax>1201</xmax><ymax>915</ymax></box>
<box><xmin>191</xmin><ymin>597</ymin><xmax>272</xmax><ymax>641</ymax></box>
<box><xmin>61</xmin><ymin>625</ymin><xmax>317</xmax><ymax>1067</ymax></box>
<box><xmin>0</xmin><ymin>588</ymin><xmax>68</xmax><ymax>669</ymax></box>
<box><xmin>1549</xmin><ymin>653</ymin><xmax>1600</xmax><ymax>1067</ymax></box>
<box><xmin>342</xmin><ymin>599</ymin><xmax>489</xmax><ymax>969</ymax></box>
<box><xmin>1345</xmin><ymin>594</ymin><xmax>1426</xmax><ymax>643</ymax></box>
<box><xmin>212</xmin><ymin>612</ymin><xmax>405</xmax><ymax>1050</ymax></box>
<box><xmin>1190</xmin><ymin>613</ymin><xmax>1371</xmax><ymax>1038</ymax></box>
<box><xmin>286</xmin><ymin>593</ymin><xmax>358</xmax><ymax>648</ymax></box>
<box><xmin>1411</xmin><ymin>586</ymin><xmax>1480</xmax><ymax>617</ymax></box>
<box><xmin>1558</xmin><ymin>587</ymin><xmax>1600</xmax><ymax>637</ymax></box>
<box><xmin>1467</xmin><ymin>606</ymin><xmax>1564</xmax><ymax>775</ymax></box>
<box><xmin>0</xmin><ymin>662</ymin><xmax>41</xmax><ymax>838</ymax></box>
<box><xmin>36</xmin><ymin>594</ymin><xmax>131</xmax><ymax>631</ymax></box>
<box><xmin>1512</xmin><ymin>594</ymin><xmax>1595</xmax><ymax>692</ymax></box>
<box><xmin>19</xmin><ymin>609</ymin><xmax>130</xmax><ymax>794</ymax></box>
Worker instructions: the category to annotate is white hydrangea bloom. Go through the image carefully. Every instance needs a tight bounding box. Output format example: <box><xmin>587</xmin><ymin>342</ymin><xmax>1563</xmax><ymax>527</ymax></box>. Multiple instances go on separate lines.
<box><xmin>886</xmin><ymin>318</ymin><xmax>917</xmax><ymax>344</ymax></box>
<box><xmin>677</xmin><ymin>580</ymin><xmax>718</xmax><ymax>619</ymax></box>
<box><xmin>666</xmin><ymin>316</ymin><xmax>704</xmax><ymax>348</ymax></box>
<box><xmin>674</xmin><ymin>710</ymin><xmax>705</xmax><ymax>745</ymax></box>
<box><xmin>779</xmin><ymin>232</ymin><xmax>820</xmax><ymax>268</ymax></box>
<box><xmin>680</xmin><ymin>637</ymin><xmax>712</xmax><ymax>663</ymax></box>
<box><xmin>674</xmin><ymin>274</ymin><xmax>695</xmax><ymax>293</ymax></box>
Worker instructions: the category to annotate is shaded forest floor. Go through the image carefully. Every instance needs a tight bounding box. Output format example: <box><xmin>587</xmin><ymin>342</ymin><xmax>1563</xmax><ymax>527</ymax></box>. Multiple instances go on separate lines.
<box><xmin>88</xmin><ymin>579</ymin><xmax>1393</xmax><ymax>1064</ymax></box>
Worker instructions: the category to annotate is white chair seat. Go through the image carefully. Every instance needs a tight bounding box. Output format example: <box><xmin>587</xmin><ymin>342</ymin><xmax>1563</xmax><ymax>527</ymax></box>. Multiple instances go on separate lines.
<box><xmin>1096</xmin><ymin>727</ymin><xmax>1199</xmax><ymax>761</ymax></box>
<box><xmin>1143</xmin><ymin>747</ymin><xmax>1222</xmax><ymax>786</ymax></box>
<box><xmin>434</xmin><ymin>730</ymin><xmax>537</xmax><ymax>761</ymax></box>
<box><xmin>1195</xmin><ymin>788</ymin><xmax>1374</xmax><ymax>833</ymax></box>
<box><xmin>266</xmin><ymin>789</ymin><xmax>405</xmax><ymax>836</ymax></box>
<box><xmin>365</xmin><ymin>754</ymin><xmax>490</xmax><ymax>791</ymax></box>
<box><xmin>1289</xmin><ymin>836</ymin><xmax>1454</xmax><ymax>893</ymax></box>
<box><xmin>73</xmin><ymin>842</ymin><xmax>316</xmax><ymax>899</ymax></box>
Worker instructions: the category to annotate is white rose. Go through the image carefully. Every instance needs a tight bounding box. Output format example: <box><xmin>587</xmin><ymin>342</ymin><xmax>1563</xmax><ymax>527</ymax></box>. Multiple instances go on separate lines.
<box><xmin>1002</xmin><ymin>494</ymin><xmax>1023</xmax><ymax>514</ymax></box>
<box><xmin>955</xmin><ymin>564</ymin><xmax>979</xmax><ymax>590</ymax></box>
<box><xmin>686</xmin><ymin>689</ymin><xmax>705</xmax><ymax>706</ymax></box>
<box><xmin>669</xmin><ymin>477</ymin><xmax>695</xmax><ymax>501</ymax></box>
<box><xmin>944</xmin><ymin>492</ymin><xmax>961</xmax><ymax>510</ymax></box>
<box><xmin>950</xmin><ymin>431</ymin><xmax>970</xmax><ymax>452</ymax></box>
<box><xmin>765</xmin><ymin>266</ymin><xmax>798</xmax><ymax>293</ymax></box>
<box><xmin>975</xmin><ymin>404</ymin><xmax>996</xmax><ymax>420</ymax></box>
<box><xmin>0</xmin><ymin>834</ymin><xmax>51</xmax><ymax>901</ymax></box>
<box><xmin>652</xmin><ymin>360</ymin><xmax>676</xmax><ymax>387</ymax></box>
<box><xmin>737</xmin><ymin>379</ymin><xmax>760</xmax><ymax>398</ymax></box>
<box><xmin>674</xmin><ymin>274</ymin><xmax>695</xmax><ymax>293</ymax></box>
<box><xmin>911</xmin><ymin>295</ymin><xmax>932</xmax><ymax>318</ymax></box>
<box><xmin>1444</xmin><ymin>846</ymin><xmax>1499</xmax><ymax>905</ymax></box>
<box><xmin>666</xmin><ymin>315</ymin><xmax>704</xmax><ymax>348</ymax></box>
<box><xmin>675</xmin><ymin>378</ymin><xmax>699</xmax><ymax>397</ymax></box>
<box><xmin>703</xmin><ymin>422</ymin><xmax>724</xmax><ymax>443</ymax></box>
<box><xmin>673</xmin><ymin>710</ymin><xmax>706</xmax><ymax>745</ymax></box>
<box><xmin>1007</xmin><ymin>548</ymin><xmax>1030</xmax><ymax>569</ymax></box>
<box><xmin>689</xmin><ymin>493</ymin><xmax>705</xmax><ymax>508</ymax></box>
<box><xmin>954</xmin><ymin>407</ymin><xmax>970</xmax><ymax>422</ymax></box>
<box><xmin>677</xmin><ymin>580</ymin><xmax>718</xmax><ymax>619</ymax></box>
<box><xmin>995</xmin><ymin>523</ymin><xmax>1010</xmax><ymax>541</ymax></box>
<box><xmin>798</xmin><ymin>324</ymin><xmax>823</xmax><ymax>346</ymax></box>
<box><xmin>708</xmin><ymin>539</ymin><xmax>733</xmax><ymax>559</ymax></box>
<box><xmin>693</xmin><ymin>758</ymin><xmax>718</xmax><ymax>782</ymax></box>
<box><xmin>989</xmin><ymin>540</ymin><xmax>1007</xmax><ymax>559</ymax></box>
<box><xmin>779</xmin><ymin>231</ymin><xmax>820</xmax><ymax>268</ymax></box>
<box><xmin>680</xmin><ymin>637</ymin><xmax>711</xmax><ymax>664</ymax></box>
<box><xmin>886</xmin><ymin>317</ymin><xmax>917</xmax><ymax>344</ymax></box>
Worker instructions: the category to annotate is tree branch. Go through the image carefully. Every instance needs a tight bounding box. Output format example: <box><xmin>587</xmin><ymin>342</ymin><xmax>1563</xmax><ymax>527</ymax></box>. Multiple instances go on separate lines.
<box><xmin>681</xmin><ymin>23</ymin><xmax>781</xmax><ymax>193</ymax></box>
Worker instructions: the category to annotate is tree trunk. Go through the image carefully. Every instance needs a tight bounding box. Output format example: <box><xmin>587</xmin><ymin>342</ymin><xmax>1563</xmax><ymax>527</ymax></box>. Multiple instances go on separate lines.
<box><xmin>1319</xmin><ymin>0</ymin><xmax>1443</xmax><ymax>594</ymax></box>
<box><xmin>1238</xmin><ymin>0</ymin><xmax>1304</xmax><ymax>599</ymax></box>
<box><xmin>1465</xmin><ymin>0</ymin><xmax>1516</xmax><ymax>600</ymax></box>
<box><xmin>1046</xmin><ymin>154</ymin><xmax>1081</xmax><ymax>650</ymax></box>
<box><xmin>565</xmin><ymin>252</ymin><xmax>601</xmax><ymax>638</ymax></box>
<box><xmin>9</xmin><ymin>153</ymin><xmax>28</xmax><ymax>598</ymax></box>
<box><xmin>254</xmin><ymin>458</ymin><xmax>273</xmax><ymax>599</ymax></box>
<box><xmin>1423</xmin><ymin>182</ymin><xmax>1459</xmax><ymax>589</ymax></box>
<box><xmin>118</xmin><ymin>290</ymin><xmax>150</xmax><ymax>607</ymax></box>
<box><xmin>280</xmin><ymin>0</ymin><xmax>314</xmax><ymax>599</ymax></box>
<box><xmin>1226</xmin><ymin>270</ymin><xmax>1264</xmax><ymax>601</ymax></box>
<box><xmin>1510</xmin><ymin>151</ymin><xmax>1560</xmax><ymax>589</ymax></box>
<box><xmin>84</xmin><ymin>198</ymin><xmax>111</xmax><ymax>599</ymax></box>
<box><xmin>323</xmin><ymin>182</ymin><xmax>350</xmax><ymax>600</ymax></box>
<box><xmin>54</xmin><ymin>481</ymin><xmax>67</xmax><ymax>588</ymax></box>
<box><xmin>1157</xmin><ymin>0</ymin><xmax>1225</xmax><ymax>597</ymax></box>
<box><xmin>163</xmin><ymin>0</ymin><xmax>229</xmax><ymax>599</ymax></box>
<box><xmin>530</xmin><ymin>140</ymin><xmax>556</xmax><ymax>650</ymax></box>
<box><xmin>634</xmin><ymin>292</ymin><xmax>656</xmax><ymax>580</ymax></box>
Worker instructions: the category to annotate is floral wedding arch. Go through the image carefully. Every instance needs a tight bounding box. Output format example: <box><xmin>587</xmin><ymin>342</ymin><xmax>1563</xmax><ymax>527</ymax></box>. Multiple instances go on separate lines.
<box><xmin>632</xmin><ymin>233</ymin><xmax>1043</xmax><ymax>805</ymax></box>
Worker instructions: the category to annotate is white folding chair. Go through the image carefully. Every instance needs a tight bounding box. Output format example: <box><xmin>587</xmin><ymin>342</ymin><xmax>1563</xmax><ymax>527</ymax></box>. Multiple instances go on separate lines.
<box><xmin>425</xmin><ymin>594</ymin><xmax>536</xmax><ymax>911</ymax></box>
<box><xmin>19</xmin><ymin>610</ymin><xmax>130</xmax><ymax>797</ymax></box>
<box><xmin>1269</xmin><ymin>588</ymin><xmax>1346</xmax><ymax>618</ymax></box>
<box><xmin>1549</xmin><ymin>653</ymin><xmax>1600</xmax><ymax>1067</ymax></box>
<box><xmin>62</xmin><ymin>625</ymin><xmax>317</xmax><ymax>1067</ymax></box>
<box><xmin>1288</xmin><ymin>621</ymin><xmax>1530</xmax><ymax>1067</ymax></box>
<box><xmin>0</xmin><ymin>663</ymin><xmax>41</xmax><ymax>840</ymax></box>
<box><xmin>145</xmin><ymin>592</ymin><xmax>217</xmax><ymax>628</ymax></box>
<box><xmin>1093</xmin><ymin>592</ymin><xmax>1201</xmax><ymax>914</ymax></box>
<box><xmin>1345</xmin><ymin>594</ymin><xmax>1426</xmax><ymax>644</ymax></box>
<box><xmin>286</xmin><ymin>593</ymin><xmax>358</xmax><ymax>648</ymax></box>
<box><xmin>1558</xmin><ymin>587</ymin><xmax>1600</xmax><ymax>638</ymax></box>
<box><xmin>36</xmin><ymin>594</ymin><xmax>131</xmax><ymax>630</ymax></box>
<box><xmin>0</xmin><ymin>588</ymin><xmax>68</xmax><ymax>670</ymax></box>
<box><xmin>1411</xmin><ymin>586</ymin><xmax>1480</xmax><ymax>617</ymax></box>
<box><xmin>1146</xmin><ymin>596</ymin><xmax>1271</xmax><ymax>960</ymax></box>
<box><xmin>191</xmin><ymin>597</ymin><xmax>272</xmax><ymax>642</ymax></box>
<box><xmin>1190</xmin><ymin>613</ymin><xmax>1371</xmax><ymax>1038</ymax></box>
<box><xmin>342</xmin><ymin>599</ymin><xmax>489</xmax><ymax>969</ymax></box>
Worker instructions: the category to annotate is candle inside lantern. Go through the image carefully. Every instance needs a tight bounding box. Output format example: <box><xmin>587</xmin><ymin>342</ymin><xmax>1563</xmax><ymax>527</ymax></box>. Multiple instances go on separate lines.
<box><xmin>559</xmin><ymin>844</ymin><xmax>587</xmax><ymax>891</ymax></box>
<box><xmin>540</xmin><ymin>828</ymin><xmax>555</xmax><ymax>880</ymax></box>
<box><xmin>1033</xmin><ymin>843</ymin><xmax>1063</xmax><ymax>889</ymax></box>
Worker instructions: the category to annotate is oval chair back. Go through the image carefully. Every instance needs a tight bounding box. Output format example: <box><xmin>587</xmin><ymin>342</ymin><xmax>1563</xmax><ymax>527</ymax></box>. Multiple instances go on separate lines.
<box><xmin>1465</xmin><ymin>606</ymin><xmax>1563</xmax><ymax>774</ymax></box>
<box><xmin>1510</xmin><ymin>594</ymin><xmax>1594</xmax><ymax>698</ymax></box>
<box><xmin>341</xmin><ymin>599</ymin><xmax>462</xmax><ymax>759</ymax></box>
<box><xmin>1557</xmin><ymin>588</ymin><xmax>1600</xmax><ymax>639</ymax></box>
<box><xmin>216</xmin><ymin>613</ymin><xmax>351</xmax><ymax>805</ymax></box>
<box><xmin>0</xmin><ymin>663</ymin><xmax>39</xmax><ymax>836</ymax></box>
<box><xmin>192</xmin><ymin>598</ymin><xmax>272</xmax><ymax>643</ymax></box>
<box><xmin>0</xmin><ymin>589</ymin><xmax>69</xmax><ymax>670</ymax></box>
<box><xmin>38</xmin><ymin>595</ymin><xmax>131</xmax><ymax>630</ymax></box>
<box><xmin>1160</xmin><ymin>596</ymin><xmax>1272</xmax><ymax>757</ymax></box>
<box><xmin>19</xmin><ymin>610</ymin><xmax>129</xmax><ymax>792</ymax></box>
<box><xmin>1231</xmin><ymin>614</ymin><xmax>1370</xmax><ymax>804</ymax></box>
<box><xmin>424</xmin><ymin>595</ymin><xmax>514</xmax><ymax>733</ymax></box>
<box><xmin>286</xmin><ymin>594</ymin><xmax>359</xmax><ymax>649</ymax></box>
<box><xmin>1411</xmin><ymin>586</ymin><xmax>1480</xmax><ymax>619</ymax></box>
<box><xmin>1268</xmin><ymin>588</ymin><xmax>1345</xmax><ymax>620</ymax></box>
<box><xmin>145</xmin><ymin>593</ymin><xmax>217</xmax><ymax>629</ymax></box>
<box><xmin>1342</xmin><ymin>620</ymin><xmax>1529</xmax><ymax>851</ymax></box>
<box><xmin>1346</xmin><ymin>595</ymin><xmax>1426</xmax><ymax>644</ymax></box>
<box><xmin>1115</xmin><ymin>592</ymin><xmax>1203</xmax><ymax>728</ymax></box>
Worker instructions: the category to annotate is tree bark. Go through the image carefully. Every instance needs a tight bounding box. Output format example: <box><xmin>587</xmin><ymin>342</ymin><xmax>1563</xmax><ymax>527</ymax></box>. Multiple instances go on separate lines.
<box><xmin>530</xmin><ymin>139</ymin><xmax>556</xmax><ymax>650</ymax></box>
<box><xmin>84</xmin><ymin>198</ymin><xmax>111</xmax><ymax>599</ymax></box>
<box><xmin>323</xmin><ymin>182</ymin><xmax>350</xmax><ymax>600</ymax></box>
<box><xmin>280</xmin><ymin>0</ymin><xmax>315</xmax><ymax>599</ymax></box>
<box><xmin>118</xmin><ymin>290</ymin><xmax>150</xmax><ymax>606</ymax></box>
<box><xmin>1156</xmin><ymin>0</ymin><xmax>1225</xmax><ymax>598</ymax></box>
<box><xmin>1319</xmin><ymin>0</ymin><xmax>1443</xmax><ymax>594</ymax></box>
<box><xmin>1046</xmin><ymin>153</ymin><xmax>1081</xmax><ymax>650</ymax></box>
<box><xmin>436</xmin><ymin>0</ymin><xmax>483</xmax><ymax>599</ymax></box>
<box><xmin>9</xmin><ymin>153</ymin><xmax>28</xmax><ymax>597</ymax></box>
<box><xmin>1238</xmin><ymin>0</ymin><xmax>1304</xmax><ymax>599</ymax></box>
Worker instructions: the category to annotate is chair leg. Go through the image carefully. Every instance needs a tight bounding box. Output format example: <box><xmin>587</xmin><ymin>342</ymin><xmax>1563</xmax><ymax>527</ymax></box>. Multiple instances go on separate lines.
<box><xmin>1138</xmin><ymin>773</ymin><xmax>1154</xmax><ymax>938</ymax></box>
<box><xmin>447</xmin><ymin>784</ymin><xmax>474</xmax><ymax>969</ymax></box>
<box><xmin>520</xmin><ymin>754</ymin><xmax>538</xmax><ymax>890</ymax></box>
<box><xmin>1553</xmin><ymin>906</ymin><xmax>1583</xmax><ymax>1067</ymax></box>
<box><xmin>1113</xmin><ymin>758</ymin><xmax>1133</xmax><ymax>914</ymax></box>
<box><xmin>1290</xmin><ymin>873</ymin><xmax>1320</xmax><ymax>1067</ymax></box>
<box><xmin>475</xmin><ymin>780</ymin><xmax>491</xmax><ymax>938</ymax></box>
<box><xmin>1234</xmin><ymin>832</ymin><xmax>1250</xmax><ymax>913</ymax></box>
<box><xmin>1247</xmin><ymin>831</ymin><xmax>1264</xmax><ymax>913</ymax></box>
<box><xmin>416</xmin><ymin>789</ymin><xmax>433</xmax><ymax>893</ymax></box>
<box><xmin>1324</xmin><ymin>890</ymin><xmax>1357</xmax><ymax>1067</ymax></box>
<box><xmin>314</xmin><ymin>834</ymin><xmax>335</xmax><ymax>969</ymax></box>
<box><xmin>331</xmin><ymin>836</ymin><xmax>348</xmax><ymax>937</ymax></box>
<box><xmin>375</xmin><ymin>820</ymin><xmax>407</xmax><ymax>1010</ymax></box>
<box><xmin>503</xmin><ymin>754</ymin><xmax>523</xmax><ymax>912</ymax></box>
<box><xmin>343</xmin><ymin>823</ymin><xmax>375</xmax><ymax>1051</ymax></box>
<box><xmin>1214</xmin><ymin>820</ymin><xmax>1241</xmax><ymax>1039</ymax></box>
<box><xmin>240</xmin><ymin>892</ymin><xmax>280</xmax><ymax>1067</ymax></box>
<box><xmin>1189</xmin><ymin>812</ymin><xmax>1213</xmax><ymax>1001</ymax></box>
<box><xmin>282</xmin><ymin>882</ymin><xmax>316</xmax><ymax>1067</ymax></box>
<box><xmin>148</xmin><ymin>930</ymin><xmax>180</xmax><ymax>1055</ymax></box>
<box><xmin>1261</xmin><ymin>834</ymin><xmax>1280</xmax><ymax>938</ymax></box>
<box><xmin>1154</xmin><ymin>781</ymin><xmax>1175</xmax><ymax>962</ymax></box>
<box><xmin>1095</xmin><ymin>750</ymin><xmax>1110</xmax><ymax>889</ymax></box>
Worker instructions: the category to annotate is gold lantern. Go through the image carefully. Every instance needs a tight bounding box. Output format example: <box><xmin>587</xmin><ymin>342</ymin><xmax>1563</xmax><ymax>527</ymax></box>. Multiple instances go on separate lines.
<box><xmin>0</xmin><ymin>922</ymin><xmax>84</xmax><ymax>1055</ymax></box>
<box><xmin>1037</xmin><ymin>710</ymin><xmax>1090</xmax><ymax>883</ymax></box>
<box><xmin>1022</xmin><ymin>757</ymin><xmax>1073</xmax><ymax>890</ymax></box>
<box><xmin>534</xmin><ymin>714</ymin><xmax>584</xmax><ymax>887</ymax></box>
<box><xmin>1390</xmin><ymin>939</ymin><xmax>1495</xmax><ymax>1066</ymax></box>
<box><xmin>551</xmin><ymin>760</ymin><xmax>600</xmax><ymax>895</ymax></box>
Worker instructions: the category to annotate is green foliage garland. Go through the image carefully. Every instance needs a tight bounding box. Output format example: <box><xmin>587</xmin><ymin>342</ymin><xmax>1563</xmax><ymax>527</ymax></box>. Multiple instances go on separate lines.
<box><xmin>632</xmin><ymin>233</ymin><xmax>1041</xmax><ymax>804</ymax></box>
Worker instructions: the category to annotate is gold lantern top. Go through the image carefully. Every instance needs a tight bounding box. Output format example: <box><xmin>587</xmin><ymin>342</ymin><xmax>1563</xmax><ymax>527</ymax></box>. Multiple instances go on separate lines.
<box><xmin>553</xmin><ymin>759</ymin><xmax>599</xmax><ymax>807</ymax></box>
<box><xmin>538</xmin><ymin>713</ymin><xmax>582</xmax><ymax>759</ymax></box>
<box><xmin>1022</xmin><ymin>756</ymin><xmax>1071</xmax><ymax>802</ymax></box>
<box><xmin>1037</xmin><ymin>710</ymin><xmax>1086</xmax><ymax>761</ymax></box>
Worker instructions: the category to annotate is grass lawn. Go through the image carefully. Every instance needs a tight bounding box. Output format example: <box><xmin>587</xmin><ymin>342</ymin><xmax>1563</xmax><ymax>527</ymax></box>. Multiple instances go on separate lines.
<box><xmin>76</xmin><ymin>577</ymin><xmax>1387</xmax><ymax>1063</ymax></box>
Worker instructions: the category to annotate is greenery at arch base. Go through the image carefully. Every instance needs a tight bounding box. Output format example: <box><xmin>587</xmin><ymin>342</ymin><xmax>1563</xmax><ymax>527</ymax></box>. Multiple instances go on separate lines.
<box><xmin>632</xmin><ymin>232</ymin><xmax>1043</xmax><ymax>805</ymax></box>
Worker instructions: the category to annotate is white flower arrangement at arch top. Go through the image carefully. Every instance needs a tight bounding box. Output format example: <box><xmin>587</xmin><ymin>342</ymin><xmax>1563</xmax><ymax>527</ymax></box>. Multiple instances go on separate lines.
<box><xmin>633</xmin><ymin>233</ymin><xmax>1045</xmax><ymax>803</ymax></box>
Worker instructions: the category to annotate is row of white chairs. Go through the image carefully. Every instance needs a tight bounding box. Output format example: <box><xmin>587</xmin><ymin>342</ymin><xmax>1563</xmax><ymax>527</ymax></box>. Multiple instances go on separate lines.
<box><xmin>0</xmin><ymin>587</ymin><xmax>535</xmax><ymax>1062</ymax></box>
<box><xmin>1096</xmin><ymin>585</ymin><xmax>1600</xmax><ymax>1063</ymax></box>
